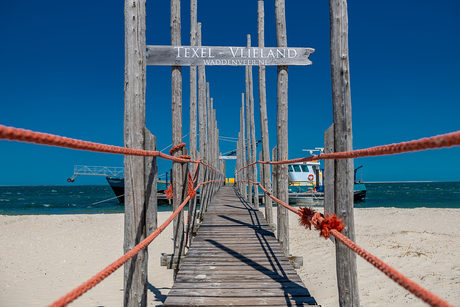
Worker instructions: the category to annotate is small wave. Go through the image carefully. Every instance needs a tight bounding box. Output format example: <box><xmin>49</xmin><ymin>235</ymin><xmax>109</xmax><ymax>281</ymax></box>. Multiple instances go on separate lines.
<box><xmin>43</xmin><ymin>204</ymin><xmax>50</xmax><ymax>207</ymax></box>
<box><xmin>0</xmin><ymin>199</ymin><xmax>10</xmax><ymax>202</ymax></box>
<box><xmin>51</xmin><ymin>190</ymin><xmax>57</xmax><ymax>192</ymax></box>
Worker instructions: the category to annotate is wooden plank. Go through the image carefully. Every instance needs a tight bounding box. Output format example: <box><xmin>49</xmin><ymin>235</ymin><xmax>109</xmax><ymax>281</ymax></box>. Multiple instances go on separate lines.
<box><xmin>163</xmin><ymin>296</ymin><xmax>318</xmax><ymax>306</ymax></box>
<box><xmin>183</xmin><ymin>257</ymin><xmax>292</xmax><ymax>269</ymax></box>
<box><xmin>146</xmin><ymin>45</ymin><xmax>314</xmax><ymax>66</ymax></box>
<box><xmin>177</xmin><ymin>268</ymin><xmax>298</xmax><ymax>276</ymax></box>
<box><xmin>188</xmin><ymin>240</ymin><xmax>280</xmax><ymax>250</ymax></box>
<box><xmin>329</xmin><ymin>0</ymin><xmax>359</xmax><ymax>306</ymax></box>
<box><xmin>185</xmin><ymin>250</ymin><xmax>287</xmax><ymax>257</ymax></box>
<box><xmin>174</xmin><ymin>273</ymin><xmax>303</xmax><ymax>283</ymax></box>
<box><xmin>168</xmin><ymin>287</ymin><xmax>312</xmax><ymax>297</ymax></box>
<box><xmin>170</xmin><ymin>281</ymin><xmax>306</xmax><ymax>289</ymax></box>
<box><xmin>181</xmin><ymin>256</ymin><xmax>291</xmax><ymax>262</ymax></box>
<box><xmin>123</xmin><ymin>0</ymin><xmax>147</xmax><ymax>305</ymax></box>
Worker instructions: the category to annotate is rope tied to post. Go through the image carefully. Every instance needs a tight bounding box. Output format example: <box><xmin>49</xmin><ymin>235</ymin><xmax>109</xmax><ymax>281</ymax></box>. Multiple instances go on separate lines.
<box><xmin>164</xmin><ymin>170</ymin><xmax>195</xmax><ymax>200</ymax></box>
<box><xmin>169</xmin><ymin>142</ymin><xmax>191</xmax><ymax>159</ymax></box>
<box><xmin>312</xmin><ymin>212</ymin><xmax>345</xmax><ymax>239</ymax></box>
<box><xmin>164</xmin><ymin>144</ymin><xmax>197</xmax><ymax>200</ymax></box>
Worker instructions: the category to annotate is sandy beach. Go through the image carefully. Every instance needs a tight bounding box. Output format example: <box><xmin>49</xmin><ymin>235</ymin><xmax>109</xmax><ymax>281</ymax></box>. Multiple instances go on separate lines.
<box><xmin>1</xmin><ymin>208</ymin><xmax>459</xmax><ymax>306</ymax></box>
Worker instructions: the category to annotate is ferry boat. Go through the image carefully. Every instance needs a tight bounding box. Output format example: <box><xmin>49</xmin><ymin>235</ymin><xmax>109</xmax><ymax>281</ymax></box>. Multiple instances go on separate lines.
<box><xmin>105</xmin><ymin>177</ymin><xmax>171</xmax><ymax>204</ymax></box>
<box><xmin>288</xmin><ymin>161</ymin><xmax>325</xmax><ymax>203</ymax></box>
<box><xmin>287</xmin><ymin>162</ymin><xmax>367</xmax><ymax>203</ymax></box>
<box><xmin>67</xmin><ymin>165</ymin><xmax>171</xmax><ymax>204</ymax></box>
<box><xmin>353</xmin><ymin>165</ymin><xmax>367</xmax><ymax>201</ymax></box>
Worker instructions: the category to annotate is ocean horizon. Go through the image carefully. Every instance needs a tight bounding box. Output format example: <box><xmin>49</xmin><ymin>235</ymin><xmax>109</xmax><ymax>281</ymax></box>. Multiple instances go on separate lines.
<box><xmin>0</xmin><ymin>181</ymin><xmax>459</xmax><ymax>215</ymax></box>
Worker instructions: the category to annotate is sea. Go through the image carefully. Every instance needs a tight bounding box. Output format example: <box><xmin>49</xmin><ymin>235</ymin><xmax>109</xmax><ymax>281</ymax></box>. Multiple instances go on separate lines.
<box><xmin>0</xmin><ymin>182</ymin><xmax>459</xmax><ymax>215</ymax></box>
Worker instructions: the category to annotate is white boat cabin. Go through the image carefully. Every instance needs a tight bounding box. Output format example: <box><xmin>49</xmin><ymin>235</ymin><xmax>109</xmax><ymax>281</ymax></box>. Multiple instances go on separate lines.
<box><xmin>288</xmin><ymin>161</ymin><xmax>323</xmax><ymax>186</ymax></box>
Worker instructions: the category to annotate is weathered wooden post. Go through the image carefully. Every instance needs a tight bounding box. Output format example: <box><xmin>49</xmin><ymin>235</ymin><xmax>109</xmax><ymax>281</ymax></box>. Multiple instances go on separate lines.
<box><xmin>329</xmin><ymin>0</ymin><xmax>360</xmax><ymax>305</ymax></box>
<box><xmin>197</xmin><ymin>22</ymin><xmax>207</xmax><ymax>221</ymax></box>
<box><xmin>237</xmin><ymin>131</ymin><xmax>241</xmax><ymax>192</ymax></box>
<box><xmin>145</xmin><ymin>129</ymin><xmax>158</xmax><ymax>236</ymax></box>
<box><xmin>171</xmin><ymin>0</ymin><xmax>185</xmax><ymax>280</ymax></box>
<box><xmin>258</xmin><ymin>0</ymin><xmax>273</xmax><ymax>224</ymax></box>
<box><xmin>271</xmin><ymin>146</ymin><xmax>278</xmax><ymax>232</ymax></box>
<box><xmin>272</xmin><ymin>146</ymin><xmax>278</xmax><ymax>198</ymax></box>
<box><xmin>324</xmin><ymin>124</ymin><xmax>335</xmax><ymax>219</ymax></box>
<box><xmin>275</xmin><ymin>0</ymin><xmax>289</xmax><ymax>256</ymax></box>
<box><xmin>123</xmin><ymin>0</ymin><xmax>147</xmax><ymax>305</ymax></box>
<box><xmin>201</xmin><ymin>82</ymin><xmax>211</xmax><ymax>213</ymax></box>
<box><xmin>241</xmin><ymin>94</ymin><xmax>248</xmax><ymax>200</ymax></box>
<box><xmin>188</xmin><ymin>0</ymin><xmax>198</xmax><ymax>246</ymax></box>
<box><xmin>245</xmin><ymin>64</ymin><xmax>253</xmax><ymax>205</ymax></box>
<box><xmin>247</xmin><ymin>34</ymin><xmax>259</xmax><ymax>210</ymax></box>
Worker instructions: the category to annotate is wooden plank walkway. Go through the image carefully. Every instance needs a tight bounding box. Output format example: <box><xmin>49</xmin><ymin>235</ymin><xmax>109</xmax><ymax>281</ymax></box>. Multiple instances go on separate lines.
<box><xmin>163</xmin><ymin>186</ymin><xmax>319</xmax><ymax>306</ymax></box>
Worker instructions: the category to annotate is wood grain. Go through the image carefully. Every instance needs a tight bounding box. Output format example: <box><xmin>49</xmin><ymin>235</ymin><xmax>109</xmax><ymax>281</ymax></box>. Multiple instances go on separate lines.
<box><xmin>123</xmin><ymin>0</ymin><xmax>147</xmax><ymax>305</ymax></box>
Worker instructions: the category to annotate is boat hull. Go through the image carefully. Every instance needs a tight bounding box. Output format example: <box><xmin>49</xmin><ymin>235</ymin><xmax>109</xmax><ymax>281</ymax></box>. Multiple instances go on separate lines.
<box><xmin>106</xmin><ymin>177</ymin><xmax>199</xmax><ymax>205</ymax></box>
<box><xmin>106</xmin><ymin>177</ymin><xmax>125</xmax><ymax>203</ymax></box>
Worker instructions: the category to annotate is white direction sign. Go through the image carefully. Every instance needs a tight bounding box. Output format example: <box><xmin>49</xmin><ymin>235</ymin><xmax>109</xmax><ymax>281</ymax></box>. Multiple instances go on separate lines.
<box><xmin>146</xmin><ymin>45</ymin><xmax>314</xmax><ymax>66</ymax></box>
<box><xmin>220</xmin><ymin>155</ymin><xmax>237</xmax><ymax>160</ymax></box>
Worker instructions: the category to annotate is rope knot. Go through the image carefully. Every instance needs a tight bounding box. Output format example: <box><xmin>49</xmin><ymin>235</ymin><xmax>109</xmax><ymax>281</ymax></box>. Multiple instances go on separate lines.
<box><xmin>164</xmin><ymin>182</ymin><xmax>173</xmax><ymax>199</ymax></box>
<box><xmin>298</xmin><ymin>206</ymin><xmax>316</xmax><ymax>230</ymax></box>
<box><xmin>313</xmin><ymin>212</ymin><xmax>345</xmax><ymax>239</ymax></box>
<box><xmin>298</xmin><ymin>207</ymin><xmax>345</xmax><ymax>239</ymax></box>
<box><xmin>187</xmin><ymin>171</ymin><xmax>196</xmax><ymax>199</ymax></box>
<box><xmin>169</xmin><ymin>143</ymin><xmax>186</xmax><ymax>155</ymax></box>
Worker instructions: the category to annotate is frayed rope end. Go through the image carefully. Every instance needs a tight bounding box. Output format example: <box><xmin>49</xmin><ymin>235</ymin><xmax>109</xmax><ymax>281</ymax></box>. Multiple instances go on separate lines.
<box><xmin>298</xmin><ymin>207</ymin><xmax>346</xmax><ymax>239</ymax></box>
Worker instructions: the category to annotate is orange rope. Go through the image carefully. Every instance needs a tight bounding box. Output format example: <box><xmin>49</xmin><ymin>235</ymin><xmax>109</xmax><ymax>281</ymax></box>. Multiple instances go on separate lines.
<box><xmin>169</xmin><ymin>142</ymin><xmax>186</xmax><ymax>155</ymax></box>
<box><xmin>0</xmin><ymin>125</ymin><xmax>226</xmax><ymax>178</ymax></box>
<box><xmin>236</xmin><ymin>130</ymin><xmax>460</xmax><ymax>173</ymax></box>
<box><xmin>164</xmin><ymin>182</ymin><xmax>173</xmax><ymax>199</ymax></box>
<box><xmin>0</xmin><ymin>125</ymin><xmax>192</xmax><ymax>163</ymax></box>
<box><xmin>47</xmin><ymin>180</ymin><xmax>222</xmax><ymax>307</ymax></box>
<box><xmin>239</xmin><ymin>179</ymin><xmax>455</xmax><ymax>307</ymax></box>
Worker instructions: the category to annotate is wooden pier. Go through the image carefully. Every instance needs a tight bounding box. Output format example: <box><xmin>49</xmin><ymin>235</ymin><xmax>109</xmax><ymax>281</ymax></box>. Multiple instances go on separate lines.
<box><xmin>163</xmin><ymin>186</ymin><xmax>319</xmax><ymax>306</ymax></box>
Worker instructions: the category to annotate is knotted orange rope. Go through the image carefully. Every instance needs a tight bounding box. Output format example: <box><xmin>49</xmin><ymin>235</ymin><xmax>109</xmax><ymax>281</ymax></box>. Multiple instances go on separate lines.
<box><xmin>187</xmin><ymin>170</ymin><xmax>196</xmax><ymax>199</ymax></box>
<box><xmin>164</xmin><ymin>182</ymin><xmax>174</xmax><ymax>199</ymax></box>
<box><xmin>165</xmin><ymin>170</ymin><xmax>195</xmax><ymax>200</ymax></box>
<box><xmin>169</xmin><ymin>142</ymin><xmax>191</xmax><ymax>159</ymax></box>
<box><xmin>169</xmin><ymin>142</ymin><xmax>186</xmax><ymax>155</ymax></box>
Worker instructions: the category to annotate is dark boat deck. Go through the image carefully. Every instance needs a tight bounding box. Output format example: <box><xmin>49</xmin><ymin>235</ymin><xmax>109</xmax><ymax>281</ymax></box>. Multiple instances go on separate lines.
<box><xmin>163</xmin><ymin>186</ymin><xmax>319</xmax><ymax>306</ymax></box>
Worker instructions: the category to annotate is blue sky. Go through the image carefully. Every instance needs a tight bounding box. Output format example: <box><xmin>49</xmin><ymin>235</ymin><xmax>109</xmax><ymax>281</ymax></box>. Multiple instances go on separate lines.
<box><xmin>1</xmin><ymin>0</ymin><xmax>459</xmax><ymax>185</ymax></box>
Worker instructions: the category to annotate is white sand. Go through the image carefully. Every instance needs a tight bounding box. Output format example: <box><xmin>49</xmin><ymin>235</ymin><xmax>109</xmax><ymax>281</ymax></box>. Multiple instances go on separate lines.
<box><xmin>1</xmin><ymin>208</ymin><xmax>459</xmax><ymax>306</ymax></box>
